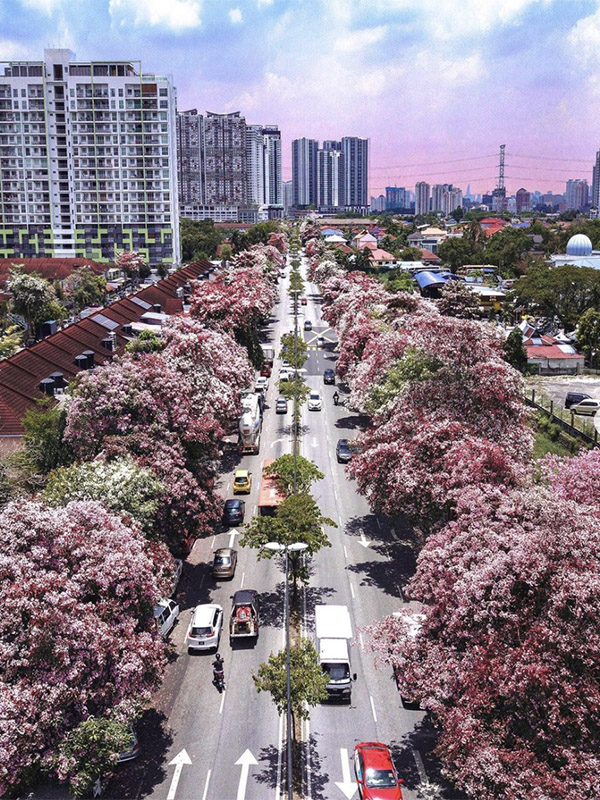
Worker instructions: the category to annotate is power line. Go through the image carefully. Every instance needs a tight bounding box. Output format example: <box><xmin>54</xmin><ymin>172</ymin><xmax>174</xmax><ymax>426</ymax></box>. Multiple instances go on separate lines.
<box><xmin>370</xmin><ymin>154</ymin><xmax>497</xmax><ymax>171</ymax></box>
<box><xmin>508</xmin><ymin>152</ymin><xmax>593</xmax><ymax>163</ymax></box>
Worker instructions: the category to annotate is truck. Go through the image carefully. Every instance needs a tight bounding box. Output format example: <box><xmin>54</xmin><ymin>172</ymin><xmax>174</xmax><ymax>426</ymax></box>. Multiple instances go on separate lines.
<box><xmin>260</xmin><ymin>344</ymin><xmax>275</xmax><ymax>377</ymax></box>
<box><xmin>315</xmin><ymin>604</ymin><xmax>356</xmax><ymax>702</ymax></box>
<box><xmin>229</xmin><ymin>589</ymin><xmax>259</xmax><ymax>643</ymax></box>
<box><xmin>257</xmin><ymin>458</ymin><xmax>286</xmax><ymax>516</ymax></box>
<box><xmin>239</xmin><ymin>392</ymin><xmax>262</xmax><ymax>454</ymax></box>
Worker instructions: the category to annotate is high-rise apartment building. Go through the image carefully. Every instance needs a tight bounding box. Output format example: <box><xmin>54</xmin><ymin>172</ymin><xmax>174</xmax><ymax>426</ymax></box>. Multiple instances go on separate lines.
<box><xmin>342</xmin><ymin>136</ymin><xmax>368</xmax><ymax>209</ymax></box>
<box><xmin>431</xmin><ymin>184</ymin><xmax>447</xmax><ymax>213</ymax></box>
<box><xmin>292</xmin><ymin>137</ymin><xmax>318</xmax><ymax>207</ymax></box>
<box><xmin>415</xmin><ymin>181</ymin><xmax>430</xmax><ymax>215</ymax></box>
<box><xmin>516</xmin><ymin>188</ymin><xmax>531</xmax><ymax>214</ymax></box>
<box><xmin>565</xmin><ymin>179</ymin><xmax>589</xmax><ymax>211</ymax></box>
<box><xmin>317</xmin><ymin>147</ymin><xmax>344</xmax><ymax>209</ymax></box>
<box><xmin>0</xmin><ymin>49</ymin><xmax>179</xmax><ymax>264</ymax></box>
<box><xmin>592</xmin><ymin>150</ymin><xmax>600</xmax><ymax>209</ymax></box>
<box><xmin>281</xmin><ymin>180</ymin><xmax>293</xmax><ymax>215</ymax></box>
<box><xmin>386</xmin><ymin>186</ymin><xmax>407</xmax><ymax>210</ymax></box>
<box><xmin>177</xmin><ymin>109</ymin><xmax>204</xmax><ymax>205</ymax></box>
<box><xmin>204</xmin><ymin>111</ymin><xmax>247</xmax><ymax>206</ymax></box>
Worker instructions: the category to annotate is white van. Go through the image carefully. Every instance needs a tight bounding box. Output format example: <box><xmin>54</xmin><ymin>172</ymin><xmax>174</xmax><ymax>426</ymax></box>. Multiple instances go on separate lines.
<box><xmin>154</xmin><ymin>598</ymin><xmax>179</xmax><ymax>637</ymax></box>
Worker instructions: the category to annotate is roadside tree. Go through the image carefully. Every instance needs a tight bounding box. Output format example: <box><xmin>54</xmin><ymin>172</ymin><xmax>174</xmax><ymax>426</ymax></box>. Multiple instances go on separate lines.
<box><xmin>437</xmin><ymin>279</ymin><xmax>480</xmax><ymax>319</ymax></box>
<box><xmin>62</xmin><ymin>266</ymin><xmax>106</xmax><ymax>313</ymax></box>
<box><xmin>576</xmin><ymin>307</ymin><xmax>600</xmax><ymax>366</ymax></box>
<box><xmin>502</xmin><ymin>326</ymin><xmax>528</xmax><ymax>372</ymax></box>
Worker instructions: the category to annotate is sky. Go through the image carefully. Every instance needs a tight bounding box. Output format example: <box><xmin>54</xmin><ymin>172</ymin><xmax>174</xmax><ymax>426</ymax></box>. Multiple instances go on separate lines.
<box><xmin>2</xmin><ymin>0</ymin><xmax>600</xmax><ymax>197</ymax></box>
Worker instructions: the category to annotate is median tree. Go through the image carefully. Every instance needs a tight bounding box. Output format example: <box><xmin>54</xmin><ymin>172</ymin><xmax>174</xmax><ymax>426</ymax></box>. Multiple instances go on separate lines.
<box><xmin>264</xmin><ymin>454</ymin><xmax>324</xmax><ymax>495</ymax></box>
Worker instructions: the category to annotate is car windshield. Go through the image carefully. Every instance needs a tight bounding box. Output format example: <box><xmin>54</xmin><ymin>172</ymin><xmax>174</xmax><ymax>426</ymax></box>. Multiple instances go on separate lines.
<box><xmin>326</xmin><ymin>663</ymin><xmax>349</xmax><ymax>680</ymax></box>
<box><xmin>191</xmin><ymin>626</ymin><xmax>212</xmax><ymax>637</ymax></box>
<box><xmin>215</xmin><ymin>556</ymin><xmax>231</xmax><ymax>565</ymax></box>
<box><xmin>310</xmin><ymin>394</ymin><xmax>319</xmax><ymax>400</ymax></box>
<box><xmin>234</xmin><ymin>476</ymin><xmax>246</xmax><ymax>484</ymax></box>
<box><xmin>365</xmin><ymin>768</ymin><xmax>396</xmax><ymax>788</ymax></box>
<box><xmin>225</xmin><ymin>501</ymin><xmax>239</xmax><ymax>509</ymax></box>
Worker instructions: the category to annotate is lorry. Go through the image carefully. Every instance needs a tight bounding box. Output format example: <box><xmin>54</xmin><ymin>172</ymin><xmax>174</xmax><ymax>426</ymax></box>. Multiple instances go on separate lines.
<box><xmin>239</xmin><ymin>392</ymin><xmax>262</xmax><ymax>454</ymax></box>
<box><xmin>260</xmin><ymin>344</ymin><xmax>275</xmax><ymax>377</ymax></box>
<box><xmin>229</xmin><ymin>589</ymin><xmax>259</xmax><ymax>643</ymax></box>
<box><xmin>315</xmin><ymin>604</ymin><xmax>356</xmax><ymax>702</ymax></box>
<box><xmin>258</xmin><ymin>458</ymin><xmax>286</xmax><ymax>516</ymax></box>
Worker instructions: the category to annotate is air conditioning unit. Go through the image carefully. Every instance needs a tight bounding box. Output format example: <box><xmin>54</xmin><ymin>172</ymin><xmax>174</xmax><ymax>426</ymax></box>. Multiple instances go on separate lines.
<box><xmin>54</xmin><ymin>387</ymin><xmax>65</xmax><ymax>397</ymax></box>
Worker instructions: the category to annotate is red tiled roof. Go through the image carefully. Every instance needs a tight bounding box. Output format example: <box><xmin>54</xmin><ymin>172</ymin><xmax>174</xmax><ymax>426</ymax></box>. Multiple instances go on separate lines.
<box><xmin>0</xmin><ymin>257</ymin><xmax>105</xmax><ymax>288</ymax></box>
<box><xmin>0</xmin><ymin>259</ymin><xmax>212</xmax><ymax>438</ymax></box>
<box><xmin>525</xmin><ymin>345</ymin><xmax>583</xmax><ymax>360</ymax></box>
<box><xmin>419</xmin><ymin>248</ymin><xmax>441</xmax><ymax>262</ymax></box>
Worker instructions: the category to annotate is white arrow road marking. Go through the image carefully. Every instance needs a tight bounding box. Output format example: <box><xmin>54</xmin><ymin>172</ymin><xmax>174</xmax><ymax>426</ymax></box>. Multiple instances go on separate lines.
<box><xmin>358</xmin><ymin>530</ymin><xmax>372</xmax><ymax>548</ymax></box>
<box><xmin>228</xmin><ymin>527</ymin><xmax>239</xmax><ymax>548</ymax></box>
<box><xmin>411</xmin><ymin>747</ymin><xmax>428</xmax><ymax>781</ymax></box>
<box><xmin>334</xmin><ymin>748</ymin><xmax>357</xmax><ymax>798</ymax></box>
<box><xmin>311</xmin><ymin>437</ymin><xmax>318</xmax><ymax>448</ymax></box>
<box><xmin>271</xmin><ymin>438</ymin><xmax>285</xmax><ymax>447</ymax></box>
<box><xmin>235</xmin><ymin>749</ymin><xmax>258</xmax><ymax>800</ymax></box>
<box><xmin>167</xmin><ymin>749</ymin><xmax>192</xmax><ymax>800</ymax></box>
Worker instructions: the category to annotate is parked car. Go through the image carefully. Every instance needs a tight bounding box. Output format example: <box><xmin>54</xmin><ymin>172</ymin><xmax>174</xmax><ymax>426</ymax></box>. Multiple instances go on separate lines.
<box><xmin>212</xmin><ymin>547</ymin><xmax>238</xmax><ymax>579</ymax></box>
<box><xmin>154</xmin><ymin>598</ymin><xmax>179</xmax><ymax>637</ymax></box>
<box><xmin>304</xmin><ymin>320</ymin><xmax>312</xmax><ymax>331</ymax></box>
<box><xmin>233</xmin><ymin>469</ymin><xmax>252</xmax><ymax>493</ymax></box>
<box><xmin>222</xmin><ymin>499</ymin><xmax>245</xmax><ymax>527</ymax></box>
<box><xmin>276</xmin><ymin>397</ymin><xmax>288</xmax><ymax>414</ymax></box>
<box><xmin>187</xmin><ymin>603</ymin><xmax>224</xmax><ymax>651</ymax></box>
<box><xmin>353</xmin><ymin>742</ymin><xmax>404</xmax><ymax>800</ymax></box>
<box><xmin>116</xmin><ymin>728</ymin><xmax>141</xmax><ymax>764</ymax></box>
<box><xmin>565</xmin><ymin>391</ymin><xmax>592</xmax><ymax>409</ymax></box>
<box><xmin>336</xmin><ymin>439</ymin><xmax>352</xmax><ymax>463</ymax></box>
<box><xmin>323</xmin><ymin>368</ymin><xmax>335</xmax><ymax>385</ymax></box>
<box><xmin>255</xmin><ymin>376</ymin><xmax>269</xmax><ymax>393</ymax></box>
<box><xmin>571</xmin><ymin>398</ymin><xmax>600</xmax><ymax>416</ymax></box>
<box><xmin>308</xmin><ymin>391</ymin><xmax>322</xmax><ymax>411</ymax></box>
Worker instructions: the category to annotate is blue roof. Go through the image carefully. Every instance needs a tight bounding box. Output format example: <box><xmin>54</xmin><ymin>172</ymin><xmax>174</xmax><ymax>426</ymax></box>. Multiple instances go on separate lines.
<box><xmin>415</xmin><ymin>271</ymin><xmax>451</xmax><ymax>290</ymax></box>
<box><xmin>322</xmin><ymin>228</ymin><xmax>343</xmax><ymax>236</ymax></box>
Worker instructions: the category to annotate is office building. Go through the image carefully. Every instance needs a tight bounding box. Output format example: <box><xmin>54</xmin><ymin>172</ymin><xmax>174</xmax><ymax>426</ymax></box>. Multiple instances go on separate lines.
<box><xmin>342</xmin><ymin>136</ymin><xmax>368</xmax><ymax>209</ymax></box>
<box><xmin>565</xmin><ymin>179</ymin><xmax>588</xmax><ymax>211</ymax></box>
<box><xmin>385</xmin><ymin>186</ymin><xmax>407</xmax><ymax>210</ymax></box>
<box><xmin>0</xmin><ymin>48</ymin><xmax>179</xmax><ymax>264</ymax></box>
<box><xmin>415</xmin><ymin>182</ymin><xmax>430</xmax><ymax>216</ymax></box>
<box><xmin>292</xmin><ymin>137</ymin><xmax>318</xmax><ymax>207</ymax></box>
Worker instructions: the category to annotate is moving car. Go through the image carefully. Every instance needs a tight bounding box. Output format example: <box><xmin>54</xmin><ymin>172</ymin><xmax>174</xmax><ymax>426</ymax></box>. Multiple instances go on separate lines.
<box><xmin>187</xmin><ymin>603</ymin><xmax>224</xmax><ymax>651</ymax></box>
<box><xmin>565</xmin><ymin>391</ymin><xmax>591</xmax><ymax>409</ymax></box>
<box><xmin>154</xmin><ymin>598</ymin><xmax>179</xmax><ymax>637</ymax></box>
<box><xmin>222</xmin><ymin>498</ymin><xmax>245</xmax><ymax>526</ymax></box>
<box><xmin>353</xmin><ymin>742</ymin><xmax>403</xmax><ymax>799</ymax></box>
<box><xmin>276</xmin><ymin>397</ymin><xmax>288</xmax><ymax>414</ymax></box>
<box><xmin>254</xmin><ymin>376</ymin><xmax>269</xmax><ymax>393</ymax></box>
<box><xmin>229</xmin><ymin>589</ymin><xmax>260</xmax><ymax>643</ymax></box>
<box><xmin>308</xmin><ymin>391</ymin><xmax>322</xmax><ymax>411</ymax></box>
<box><xmin>279</xmin><ymin>368</ymin><xmax>290</xmax><ymax>382</ymax></box>
<box><xmin>233</xmin><ymin>469</ymin><xmax>252</xmax><ymax>493</ymax></box>
<box><xmin>336</xmin><ymin>439</ymin><xmax>352</xmax><ymax>463</ymax></box>
<box><xmin>323</xmin><ymin>368</ymin><xmax>335</xmax><ymax>385</ymax></box>
<box><xmin>304</xmin><ymin>320</ymin><xmax>312</xmax><ymax>331</ymax></box>
<box><xmin>317</xmin><ymin>336</ymin><xmax>325</xmax><ymax>348</ymax></box>
<box><xmin>570</xmin><ymin>398</ymin><xmax>600</xmax><ymax>416</ymax></box>
<box><xmin>212</xmin><ymin>547</ymin><xmax>238</xmax><ymax>579</ymax></box>
<box><xmin>300</xmin><ymin>297</ymin><xmax>307</xmax><ymax>305</ymax></box>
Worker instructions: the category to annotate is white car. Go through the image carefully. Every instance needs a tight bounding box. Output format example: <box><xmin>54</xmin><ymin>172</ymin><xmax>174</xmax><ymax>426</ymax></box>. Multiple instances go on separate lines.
<box><xmin>254</xmin><ymin>376</ymin><xmax>269</xmax><ymax>393</ymax></box>
<box><xmin>168</xmin><ymin>558</ymin><xmax>183</xmax><ymax>597</ymax></box>
<box><xmin>154</xmin><ymin>598</ymin><xmax>179</xmax><ymax>637</ymax></box>
<box><xmin>571</xmin><ymin>398</ymin><xmax>600</xmax><ymax>416</ymax></box>
<box><xmin>187</xmin><ymin>603</ymin><xmax>224</xmax><ymax>651</ymax></box>
<box><xmin>308</xmin><ymin>391</ymin><xmax>322</xmax><ymax>411</ymax></box>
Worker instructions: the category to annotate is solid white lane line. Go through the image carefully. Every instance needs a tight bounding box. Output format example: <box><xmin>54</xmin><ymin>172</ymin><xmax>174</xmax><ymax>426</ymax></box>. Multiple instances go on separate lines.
<box><xmin>219</xmin><ymin>691</ymin><xmax>225</xmax><ymax>715</ymax></box>
<box><xmin>201</xmin><ymin>769</ymin><xmax>211</xmax><ymax>800</ymax></box>
<box><xmin>241</xmin><ymin>571</ymin><xmax>245</xmax><ymax>588</ymax></box>
<box><xmin>350</xmin><ymin>582</ymin><xmax>355</xmax><ymax>599</ymax></box>
<box><xmin>370</xmin><ymin>695</ymin><xmax>377</xmax><ymax>722</ymax></box>
<box><xmin>276</xmin><ymin>713</ymin><xmax>284</xmax><ymax>800</ymax></box>
<box><xmin>376</xmin><ymin>518</ymin><xmax>381</xmax><ymax>530</ymax></box>
<box><xmin>211</xmin><ymin>536</ymin><xmax>216</xmax><ymax>549</ymax></box>
<box><xmin>343</xmin><ymin>545</ymin><xmax>348</xmax><ymax>559</ymax></box>
<box><xmin>359</xmin><ymin>631</ymin><xmax>364</xmax><ymax>649</ymax></box>
<box><xmin>199</xmin><ymin>574</ymin><xmax>205</xmax><ymax>589</ymax></box>
<box><xmin>411</xmin><ymin>748</ymin><xmax>428</xmax><ymax>781</ymax></box>
<box><xmin>305</xmin><ymin>716</ymin><xmax>312</xmax><ymax>800</ymax></box>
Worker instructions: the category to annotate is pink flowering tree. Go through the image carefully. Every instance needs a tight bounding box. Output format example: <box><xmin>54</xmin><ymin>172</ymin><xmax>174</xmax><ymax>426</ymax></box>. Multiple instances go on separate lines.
<box><xmin>115</xmin><ymin>249</ymin><xmax>147</xmax><ymax>280</ymax></box>
<box><xmin>0</xmin><ymin>500</ymin><xmax>168</xmax><ymax>794</ymax></box>
<box><xmin>540</xmin><ymin>447</ymin><xmax>600</xmax><ymax>507</ymax></box>
<box><xmin>268</xmin><ymin>232</ymin><xmax>288</xmax><ymax>253</ymax></box>
<box><xmin>365</xmin><ymin>486</ymin><xmax>600</xmax><ymax>800</ymax></box>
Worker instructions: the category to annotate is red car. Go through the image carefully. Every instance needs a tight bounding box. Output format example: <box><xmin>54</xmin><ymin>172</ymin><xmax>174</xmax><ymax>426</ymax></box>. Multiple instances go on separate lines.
<box><xmin>353</xmin><ymin>742</ymin><xmax>403</xmax><ymax>799</ymax></box>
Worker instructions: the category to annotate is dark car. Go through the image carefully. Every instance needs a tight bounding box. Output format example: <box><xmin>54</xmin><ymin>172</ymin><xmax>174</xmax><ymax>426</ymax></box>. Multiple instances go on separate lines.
<box><xmin>303</xmin><ymin>320</ymin><xmax>312</xmax><ymax>331</ymax></box>
<box><xmin>565</xmin><ymin>391</ymin><xmax>592</xmax><ymax>409</ymax></box>
<box><xmin>336</xmin><ymin>439</ymin><xmax>352</xmax><ymax>463</ymax></box>
<box><xmin>323</xmin><ymin>368</ymin><xmax>335</xmax><ymax>384</ymax></box>
<box><xmin>222</xmin><ymin>498</ymin><xmax>245</xmax><ymax>527</ymax></box>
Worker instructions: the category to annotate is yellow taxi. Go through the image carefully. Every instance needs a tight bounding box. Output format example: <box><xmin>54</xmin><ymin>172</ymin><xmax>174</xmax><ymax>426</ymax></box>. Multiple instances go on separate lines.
<box><xmin>233</xmin><ymin>469</ymin><xmax>252</xmax><ymax>494</ymax></box>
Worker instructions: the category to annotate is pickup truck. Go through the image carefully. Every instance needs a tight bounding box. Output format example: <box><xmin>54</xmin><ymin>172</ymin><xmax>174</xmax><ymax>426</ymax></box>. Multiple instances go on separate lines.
<box><xmin>229</xmin><ymin>589</ymin><xmax>259</xmax><ymax>643</ymax></box>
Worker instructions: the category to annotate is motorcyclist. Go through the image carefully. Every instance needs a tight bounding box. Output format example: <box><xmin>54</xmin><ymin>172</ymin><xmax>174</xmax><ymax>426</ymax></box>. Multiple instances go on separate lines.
<box><xmin>213</xmin><ymin>653</ymin><xmax>225</xmax><ymax>687</ymax></box>
<box><xmin>333</xmin><ymin>391</ymin><xmax>339</xmax><ymax>406</ymax></box>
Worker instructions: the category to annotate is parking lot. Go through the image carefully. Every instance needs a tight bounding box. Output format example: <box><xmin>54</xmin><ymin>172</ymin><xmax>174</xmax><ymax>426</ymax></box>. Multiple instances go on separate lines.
<box><xmin>525</xmin><ymin>374</ymin><xmax>600</xmax><ymax>407</ymax></box>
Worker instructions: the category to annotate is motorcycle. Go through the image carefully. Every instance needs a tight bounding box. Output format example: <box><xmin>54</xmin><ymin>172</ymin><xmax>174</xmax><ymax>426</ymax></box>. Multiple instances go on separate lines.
<box><xmin>333</xmin><ymin>393</ymin><xmax>339</xmax><ymax>406</ymax></box>
<box><xmin>213</xmin><ymin>656</ymin><xmax>225</xmax><ymax>691</ymax></box>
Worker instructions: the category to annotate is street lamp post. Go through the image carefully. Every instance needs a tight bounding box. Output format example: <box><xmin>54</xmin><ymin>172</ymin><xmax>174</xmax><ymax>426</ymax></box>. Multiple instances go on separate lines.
<box><xmin>264</xmin><ymin>541</ymin><xmax>308</xmax><ymax>800</ymax></box>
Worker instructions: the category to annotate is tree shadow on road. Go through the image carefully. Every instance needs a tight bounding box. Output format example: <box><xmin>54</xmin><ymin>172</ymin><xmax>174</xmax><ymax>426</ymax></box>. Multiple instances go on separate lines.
<box><xmin>334</xmin><ymin>414</ymin><xmax>369</xmax><ymax>431</ymax></box>
<box><xmin>106</xmin><ymin>709</ymin><xmax>173</xmax><ymax>799</ymax></box>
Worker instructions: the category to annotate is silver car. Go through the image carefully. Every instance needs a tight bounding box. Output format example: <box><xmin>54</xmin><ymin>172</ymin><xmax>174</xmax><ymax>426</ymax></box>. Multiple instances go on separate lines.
<box><xmin>571</xmin><ymin>398</ymin><xmax>600</xmax><ymax>416</ymax></box>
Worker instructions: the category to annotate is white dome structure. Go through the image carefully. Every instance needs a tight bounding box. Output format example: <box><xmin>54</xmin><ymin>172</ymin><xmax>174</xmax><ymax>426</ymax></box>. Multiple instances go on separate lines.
<box><xmin>566</xmin><ymin>233</ymin><xmax>593</xmax><ymax>256</ymax></box>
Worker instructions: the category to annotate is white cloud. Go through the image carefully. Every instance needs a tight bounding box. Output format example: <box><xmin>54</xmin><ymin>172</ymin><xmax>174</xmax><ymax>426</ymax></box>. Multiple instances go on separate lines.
<box><xmin>568</xmin><ymin>6</ymin><xmax>600</xmax><ymax>67</ymax></box>
<box><xmin>109</xmin><ymin>0</ymin><xmax>202</xmax><ymax>31</ymax></box>
<box><xmin>333</xmin><ymin>25</ymin><xmax>387</xmax><ymax>53</ymax></box>
<box><xmin>0</xmin><ymin>39</ymin><xmax>37</xmax><ymax>60</ymax></box>
<box><xmin>257</xmin><ymin>0</ymin><xmax>275</xmax><ymax>6</ymax></box>
<box><xmin>19</xmin><ymin>0</ymin><xmax>61</xmax><ymax>13</ymax></box>
<box><xmin>229</xmin><ymin>7</ymin><xmax>243</xmax><ymax>24</ymax></box>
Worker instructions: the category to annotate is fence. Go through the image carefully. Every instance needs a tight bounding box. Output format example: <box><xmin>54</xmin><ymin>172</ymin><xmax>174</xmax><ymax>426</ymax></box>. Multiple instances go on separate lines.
<box><xmin>524</xmin><ymin>389</ymin><xmax>600</xmax><ymax>448</ymax></box>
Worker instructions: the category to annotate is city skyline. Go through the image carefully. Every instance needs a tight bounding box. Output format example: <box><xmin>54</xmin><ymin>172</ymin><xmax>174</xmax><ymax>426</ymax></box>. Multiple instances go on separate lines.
<box><xmin>2</xmin><ymin>0</ymin><xmax>600</xmax><ymax>195</ymax></box>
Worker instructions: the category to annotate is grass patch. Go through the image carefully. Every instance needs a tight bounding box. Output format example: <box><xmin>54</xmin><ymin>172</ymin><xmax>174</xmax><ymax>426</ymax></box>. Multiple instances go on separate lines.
<box><xmin>532</xmin><ymin>429</ymin><xmax>574</xmax><ymax>459</ymax></box>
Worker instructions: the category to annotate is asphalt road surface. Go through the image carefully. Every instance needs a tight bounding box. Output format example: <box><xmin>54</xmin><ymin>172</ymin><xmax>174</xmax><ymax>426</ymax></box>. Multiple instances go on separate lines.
<box><xmin>108</xmin><ymin>255</ymin><xmax>460</xmax><ymax>800</ymax></box>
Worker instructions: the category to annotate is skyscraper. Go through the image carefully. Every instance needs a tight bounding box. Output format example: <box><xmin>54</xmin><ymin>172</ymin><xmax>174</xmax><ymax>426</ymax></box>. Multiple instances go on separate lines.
<box><xmin>204</xmin><ymin>111</ymin><xmax>247</xmax><ymax>206</ymax></box>
<box><xmin>0</xmin><ymin>49</ymin><xmax>180</xmax><ymax>264</ymax></box>
<box><xmin>342</xmin><ymin>136</ymin><xmax>368</xmax><ymax>209</ymax></box>
<box><xmin>592</xmin><ymin>150</ymin><xmax>600</xmax><ymax>209</ymax></box>
<box><xmin>415</xmin><ymin>182</ymin><xmax>430</xmax><ymax>216</ymax></box>
<box><xmin>565</xmin><ymin>179</ymin><xmax>589</xmax><ymax>211</ymax></box>
<box><xmin>260</xmin><ymin>125</ymin><xmax>282</xmax><ymax>208</ymax></box>
<box><xmin>431</xmin><ymin>184</ymin><xmax>447</xmax><ymax>213</ymax></box>
<box><xmin>177</xmin><ymin>109</ymin><xmax>205</xmax><ymax>205</ymax></box>
<box><xmin>385</xmin><ymin>186</ymin><xmax>407</xmax><ymax>210</ymax></box>
<box><xmin>291</xmin><ymin>138</ymin><xmax>318</xmax><ymax>207</ymax></box>
<box><xmin>317</xmin><ymin>147</ymin><xmax>344</xmax><ymax>209</ymax></box>
<box><xmin>516</xmin><ymin>188</ymin><xmax>531</xmax><ymax>214</ymax></box>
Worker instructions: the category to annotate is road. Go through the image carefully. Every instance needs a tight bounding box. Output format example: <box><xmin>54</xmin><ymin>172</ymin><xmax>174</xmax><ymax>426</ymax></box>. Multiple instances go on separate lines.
<box><xmin>111</xmin><ymin>254</ymin><xmax>455</xmax><ymax>800</ymax></box>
